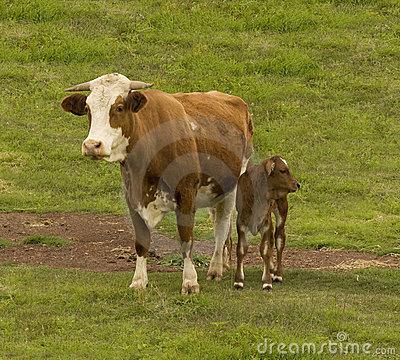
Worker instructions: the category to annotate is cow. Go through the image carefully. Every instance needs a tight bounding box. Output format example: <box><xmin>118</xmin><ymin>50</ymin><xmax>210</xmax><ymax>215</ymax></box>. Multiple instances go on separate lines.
<box><xmin>234</xmin><ymin>156</ymin><xmax>300</xmax><ymax>291</ymax></box>
<box><xmin>61</xmin><ymin>73</ymin><xmax>253</xmax><ymax>294</ymax></box>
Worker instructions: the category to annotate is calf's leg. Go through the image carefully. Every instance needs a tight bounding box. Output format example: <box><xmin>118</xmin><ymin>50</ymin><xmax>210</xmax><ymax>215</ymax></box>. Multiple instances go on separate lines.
<box><xmin>260</xmin><ymin>216</ymin><xmax>274</xmax><ymax>291</ymax></box>
<box><xmin>273</xmin><ymin>197</ymin><xmax>288</xmax><ymax>282</ymax></box>
<box><xmin>234</xmin><ymin>223</ymin><xmax>248</xmax><ymax>289</ymax></box>
<box><xmin>223</xmin><ymin>223</ymin><xmax>233</xmax><ymax>270</ymax></box>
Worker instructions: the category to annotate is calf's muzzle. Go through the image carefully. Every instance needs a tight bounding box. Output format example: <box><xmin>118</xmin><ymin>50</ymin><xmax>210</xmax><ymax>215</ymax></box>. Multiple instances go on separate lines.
<box><xmin>289</xmin><ymin>179</ymin><xmax>301</xmax><ymax>192</ymax></box>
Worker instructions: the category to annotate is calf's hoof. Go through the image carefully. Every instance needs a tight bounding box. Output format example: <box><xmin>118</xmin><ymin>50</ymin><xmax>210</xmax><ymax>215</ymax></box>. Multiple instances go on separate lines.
<box><xmin>181</xmin><ymin>281</ymin><xmax>200</xmax><ymax>295</ymax></box>
<box><xmin>262</xmin><ymin>283</ymin><xmax>273</xmax><ymax>291</ymax></box>
<box><xmin>272</xmin><ymin>275</ymin><xmax>283</xmax><ymax>283</ymax></box>
<box><xmin>233</xmin><ymin>282</ymin><xmax>244</xmax><ymax>290</ymax></box>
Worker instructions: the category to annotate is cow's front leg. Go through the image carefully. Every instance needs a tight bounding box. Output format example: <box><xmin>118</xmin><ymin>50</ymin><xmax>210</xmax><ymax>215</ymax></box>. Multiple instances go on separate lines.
<box><xmin>180</xmin><ymin>239</ymin><xmax>199</xmax><ymax>295</ymax></box>
<box><xmin>208</xmin><ymin>189</ymin><xmax>236</xmax><ymax>281</ymax></box>
<box><xmin>273</xmin><ymin>197</ymin><xmax>288</xmax><ymax>283</ymax></box>
<box><xmin>176</xmin><ymin>189</ymin><xmax>199</xmax><ymax>295</ymax></box>
<box><xmin>129</xmin><ymin>210</ymin><xmax>150</xmax><ymax>290</ymax></box>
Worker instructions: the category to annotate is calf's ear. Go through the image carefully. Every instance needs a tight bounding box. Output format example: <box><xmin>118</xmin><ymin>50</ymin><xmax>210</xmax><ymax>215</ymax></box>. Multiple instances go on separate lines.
<box><xmin>126</xmin><ymin>91</ymin><xmax>148</xmax><ymax>113</ymax></box>
<box><xmin>61</xmin><ymin>94</ymin><xmax>87</xmax><ymax>116</ymax></box>
<box><xmin>264</xmin><ymin>159</ymin><xmax>275</xmax><ymax>176</ymax></box>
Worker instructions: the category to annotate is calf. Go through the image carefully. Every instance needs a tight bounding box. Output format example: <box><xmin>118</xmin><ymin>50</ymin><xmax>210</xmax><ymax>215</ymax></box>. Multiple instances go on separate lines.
<box><xmin>234</xmin><ymin>156</ymin><xmax>300</xmax><ymax>290</ymax></box>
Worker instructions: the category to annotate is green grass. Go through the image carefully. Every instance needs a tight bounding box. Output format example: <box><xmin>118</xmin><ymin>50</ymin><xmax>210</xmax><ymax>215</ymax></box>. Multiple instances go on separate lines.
<box><xmin>0</xmin><ymin>265</ymin><xmax>398</xmax><ymax>359</ymax></box>
<box><xmin>0</xmin><ymin>0</ymin><xmax>399</xmax><ymax>254</ymax></box>
<box><xmin>21</xmin><ymin>235</ymin><xmax>71</xmax><ymax>247</ymax></box>
<box><xmin>0</xmin><ymin>238</ymin><xmax>12</xmax><ymax>248</ymax></box>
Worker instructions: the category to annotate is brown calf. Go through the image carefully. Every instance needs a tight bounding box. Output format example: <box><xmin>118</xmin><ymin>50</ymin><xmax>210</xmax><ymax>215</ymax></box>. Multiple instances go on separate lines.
<box><xmin>234</xmin><ymin>156</ymin><xmax>300</xmax><ymax>291</ymax></box>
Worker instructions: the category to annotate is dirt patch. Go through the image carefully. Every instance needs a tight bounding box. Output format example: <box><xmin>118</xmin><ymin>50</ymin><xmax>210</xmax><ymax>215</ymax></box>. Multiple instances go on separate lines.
<box><xmin>0</xmin><ymin>212</ymin><xmax>399</xmax><ymax>272</ymax></box>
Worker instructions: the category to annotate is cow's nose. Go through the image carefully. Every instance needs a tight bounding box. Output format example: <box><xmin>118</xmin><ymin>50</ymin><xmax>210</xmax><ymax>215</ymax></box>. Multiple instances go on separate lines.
<box><xmin>85</xmin><ymin>139</ymin><xmax>102</xmax><ymax>148</ymax></box>
<box><xmin>82</xmin><ymin>139</ymin><xmax>104</xmax><ymax>156</ymax></box>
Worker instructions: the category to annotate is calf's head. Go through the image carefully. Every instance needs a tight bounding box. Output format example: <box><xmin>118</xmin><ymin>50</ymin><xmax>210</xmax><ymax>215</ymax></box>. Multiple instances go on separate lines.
<box><xmin>61</xmin><ymin>73</ymin><xmax>152</xmax><ymax>162</ymax></box>
<box><xmin>264</xmin><ymin>156</ymin><xmax>300</xmax><ymax>198</ymax></box>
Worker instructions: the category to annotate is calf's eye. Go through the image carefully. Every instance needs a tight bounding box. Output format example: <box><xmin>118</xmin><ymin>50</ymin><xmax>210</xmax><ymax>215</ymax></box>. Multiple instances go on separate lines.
<box><xmin>116</xmin><ymin>106</ymin><xmax>124</xmax><ymax>113</ymax></box>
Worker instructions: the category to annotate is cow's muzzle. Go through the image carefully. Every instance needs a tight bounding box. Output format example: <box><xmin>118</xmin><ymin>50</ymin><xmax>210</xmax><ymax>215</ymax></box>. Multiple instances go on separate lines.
<box><xmin>82</xmin><ymin>139</ymin><xmax>106</xmax><ymax>159</ymax></box>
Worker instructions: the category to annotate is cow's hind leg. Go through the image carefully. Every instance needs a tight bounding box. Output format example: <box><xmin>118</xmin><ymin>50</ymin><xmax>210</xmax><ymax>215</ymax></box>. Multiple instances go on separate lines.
<box><xmin>209</xmin><ymin>208</ymin><xmax>232</xmax><ymax>271</ymax></box>
<box><xmin>207</xmin><ymin>190</ymin><xmax>236</xmax><ymax>281</ymax></box>
<box><xmin>129</xmin><ymin>211</ymin><xmax>150</xmax><ymax>290</ymax></box>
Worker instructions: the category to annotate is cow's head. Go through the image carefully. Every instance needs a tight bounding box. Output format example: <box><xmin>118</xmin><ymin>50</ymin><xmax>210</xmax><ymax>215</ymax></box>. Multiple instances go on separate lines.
<box><xmin>61</xmin><ymin>73</ymin><xmax>152</xmax><ymax>162</ymax></box>
<box><xmin>264</xmin><ymin>156</ymin><xmax>300</xmax><ymax>197</ymax></box>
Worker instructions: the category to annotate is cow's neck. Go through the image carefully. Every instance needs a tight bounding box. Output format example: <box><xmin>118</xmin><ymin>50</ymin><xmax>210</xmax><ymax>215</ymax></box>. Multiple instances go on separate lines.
<box><xmin>120</xmin><ymin>112</ymin><xmax>168</xmax><ymax>206</ymax></box>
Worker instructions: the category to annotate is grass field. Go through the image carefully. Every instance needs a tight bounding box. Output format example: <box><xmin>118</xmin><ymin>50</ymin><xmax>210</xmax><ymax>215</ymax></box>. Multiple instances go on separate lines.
<box><xmin>0</xmin><ymin>2</ymin><xmax>399</xmax><ymax>358</ymax></box>
<box><xmin>0</xmin><ymin>265</ymin><xmax>398</xmax><ymax>359</ymax></box>
<box><xmin>1</xmin><ymin>0</ymin><xmax>399</xmax><ymax>254</ymax></box>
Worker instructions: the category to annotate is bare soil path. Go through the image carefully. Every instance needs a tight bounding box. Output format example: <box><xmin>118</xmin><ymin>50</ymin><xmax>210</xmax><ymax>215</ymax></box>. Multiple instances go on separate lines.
<box><xmin>0</xmin><ymin>212</ymin><xmax>398</xmax><ymax>272</ymax></box>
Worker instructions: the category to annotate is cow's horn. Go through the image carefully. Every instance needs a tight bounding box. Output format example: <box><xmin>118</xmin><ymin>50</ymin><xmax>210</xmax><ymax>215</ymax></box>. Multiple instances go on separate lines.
<box><xmin>65</xmin><ymin>82</ymin><xmax>92</xmax><ymax>92</ymax></box>
<box><xmin>129</xmin><ymin>81</ymin><xmax>153</xmax><ymax>90</ymax></box>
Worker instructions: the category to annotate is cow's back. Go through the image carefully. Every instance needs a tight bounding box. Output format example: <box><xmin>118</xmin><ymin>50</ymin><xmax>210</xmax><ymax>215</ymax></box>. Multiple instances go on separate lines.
<box><xmin>172</xmin><ymin>91</ymin><xmax>253</xmax><ymax>143</ymax></box>
<box><xmin>172</xmin><ymin>91</ymin><xmax>253</xmax><ymax>193</ymax></box>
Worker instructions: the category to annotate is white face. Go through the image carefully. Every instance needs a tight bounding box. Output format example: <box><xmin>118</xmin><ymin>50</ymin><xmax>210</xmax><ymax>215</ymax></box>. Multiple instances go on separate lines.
<box><xmin>84</xmin><ymin>73</ymin><xmax>131</xmax><ymax>162</ymax></box>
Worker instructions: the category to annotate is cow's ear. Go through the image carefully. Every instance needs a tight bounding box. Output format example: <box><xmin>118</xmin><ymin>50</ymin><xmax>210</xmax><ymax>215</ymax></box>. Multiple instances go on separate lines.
<box><xmin>264</xmin><ymin>158</ymin><xmax>275</xmax><ymax>176</ymax></box>
<box><xmin>61</xmin><ymin>94</ymin><xmax>87</xmax><ymax>116</ymax></box>
<box><xmin>126</xmin><ymin>91</ymin><xmax>148</xmax><ymax>113</ymax></box>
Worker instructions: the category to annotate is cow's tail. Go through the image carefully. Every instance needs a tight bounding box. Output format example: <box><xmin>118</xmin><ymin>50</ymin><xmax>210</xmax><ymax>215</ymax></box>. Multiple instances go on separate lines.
<box><xmin>244</xmin><ymin>109</ymin><xmax>254</xmax><ymax>160</ymax></box>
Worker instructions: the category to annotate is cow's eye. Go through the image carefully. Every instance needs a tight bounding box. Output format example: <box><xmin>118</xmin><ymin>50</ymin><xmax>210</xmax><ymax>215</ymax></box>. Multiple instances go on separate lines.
<box><xmin>280</xmin><ymin>169</ymin><xmax>287</xmax><ymax>174</ymax></box>
<box><xmin>116</xmin><ymin>105</ymin><xmax>124</xmax><ymax>113</ymax></box>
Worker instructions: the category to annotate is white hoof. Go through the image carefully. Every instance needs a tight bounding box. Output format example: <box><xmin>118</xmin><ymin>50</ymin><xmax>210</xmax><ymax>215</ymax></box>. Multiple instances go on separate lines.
<box><xmin>207</xmin><ymin>260</ymin><xmax>223</xmax><ymax>281</ymax></box>
<box><xmin>181</xmin><ymin>280</ymin><xmax>200</xmax><ymax>295</ymax></box>
<box><xmin>129</xmin><ymin>278</ymin><xmax>148</xmax><ymax>290</ymax></box>
<box><xmin>130</xmin><ymin>256</ymin><xmax>148</xmax><ymax>289</ymax></box>
<box><xmin>272</xmin><ymin>275</ymin><xmax>283</xmax><ymax>283</ymax></box>
<box><xmin>262</xmin><ymin>283</ymin><xmax>273</xmax><ymax>291</ymax></box>
<box><xmin>182</xmin><ymin>258</ymin><xmax>199</xmax><ymax>294</ymax></box>
<box><xmin>207</xmin><ymin>270</ymin><xmax>222</xmax><ymax>281</ymax></box>
<box><xmin>234</xmin><ymin>282</ymin><xmax>244</xmax><ymax>290</ymax></box>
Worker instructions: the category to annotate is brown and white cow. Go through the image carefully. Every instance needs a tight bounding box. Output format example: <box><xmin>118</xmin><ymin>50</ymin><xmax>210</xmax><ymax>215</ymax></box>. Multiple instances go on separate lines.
<box><xmin>234</xmin><ymin>156</ymin><xmax>300</xmax><ymax>290</ymax></box>
<box><xmin>61</xmin><ymin>73</ymin><xmax>253</xmax><ymax>294</ymax></box>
